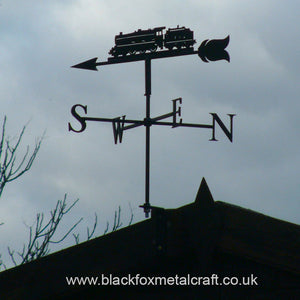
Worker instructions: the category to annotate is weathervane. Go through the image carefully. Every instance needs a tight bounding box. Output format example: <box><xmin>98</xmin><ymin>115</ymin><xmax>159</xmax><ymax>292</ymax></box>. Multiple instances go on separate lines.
<box><xmin>69</xmin><ymin>26</ymin><xmax>235</xmax><ymax>218</ymax></box>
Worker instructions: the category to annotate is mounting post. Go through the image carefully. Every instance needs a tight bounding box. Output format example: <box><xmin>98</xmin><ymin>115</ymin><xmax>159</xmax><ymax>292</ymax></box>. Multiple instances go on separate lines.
<box><xmin>143</xmin><ymin>58</ymin><xmax>151</xmax><ymax>217</ymax></box>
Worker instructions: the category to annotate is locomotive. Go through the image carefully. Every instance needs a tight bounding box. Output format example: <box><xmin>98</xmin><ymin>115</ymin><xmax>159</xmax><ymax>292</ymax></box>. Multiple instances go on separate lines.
<box><xmin>109</xmin><ymin>26</ymin><xmax>196</xmax><ymax>57</ymax></box>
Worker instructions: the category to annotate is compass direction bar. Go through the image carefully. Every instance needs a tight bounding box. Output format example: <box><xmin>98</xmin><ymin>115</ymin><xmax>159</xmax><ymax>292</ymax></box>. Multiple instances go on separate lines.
<box><xmin>153</xmin><ymin>121</ymin><xmax>212</xmax><ymax>129</ymax></box>
<box><xmin>121</xmin><ymin>112</ymin><xmax>175</xmax><ymax>131</ymax></box>
<box><xmin>68</xmin><ymin>103</ymin><xmax>235</xmax><ymax>142</ymax></box>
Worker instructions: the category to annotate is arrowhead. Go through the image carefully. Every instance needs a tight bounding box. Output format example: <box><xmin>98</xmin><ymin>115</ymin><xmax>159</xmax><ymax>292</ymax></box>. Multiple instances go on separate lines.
<box><xmin>71</xmin><ymin>57</ymin><xmax>98</xmax><ymax>71</ymax></box>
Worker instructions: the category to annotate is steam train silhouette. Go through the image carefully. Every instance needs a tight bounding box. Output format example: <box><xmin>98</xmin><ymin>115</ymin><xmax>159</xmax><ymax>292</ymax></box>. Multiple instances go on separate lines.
<box><xmin>109</xmin><ymin>26</ymin><xmax>196</xmax><ymax>57</ymax></box>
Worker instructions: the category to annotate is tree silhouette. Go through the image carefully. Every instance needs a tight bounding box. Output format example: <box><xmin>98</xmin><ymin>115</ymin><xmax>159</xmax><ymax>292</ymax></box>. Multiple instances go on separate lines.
<box><xmin>0</xmin><ymin>116</ymin><xmax>134</xmax><ymax>271</ymax></box>
<box><xmin>8</xmin><ymin>195</ymin><xmax>82</xmax><ymax>266</ymax></box>
<box><xmin>0</xmin><ymin>116</ymin><xmax>43</xmax><ymax>198</ymax></box>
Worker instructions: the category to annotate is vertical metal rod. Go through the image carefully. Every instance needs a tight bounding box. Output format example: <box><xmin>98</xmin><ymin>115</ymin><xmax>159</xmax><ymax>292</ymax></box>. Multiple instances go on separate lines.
<box><xmin>144</xmin><ymin>58</ymin><xmax>151</xmax><ymax>218</ymax></box>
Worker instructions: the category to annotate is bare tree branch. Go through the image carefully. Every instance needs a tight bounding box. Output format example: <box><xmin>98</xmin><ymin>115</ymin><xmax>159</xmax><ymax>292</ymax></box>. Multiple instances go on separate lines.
<box><xmin>112</xmin><ymin>206</ymin><xmax>122</xmax><ymax>232</ymax></box>
<box><xmin>73</xmin><ymin>233</ymin><xmax>80</xmax><ymax>245</ymax></box>
<box><xmin>0</xmin><ymin>254</ymin><xmax>6</xmax><ymax>271</ymax></box>
<box><xmin>7</xmin><ymin>195</ymin><xmax>82</xmax><ymax>266</ymax></box>
<box><xmin>73</xmin><ymin>213</ymin><xmax>98</xmax><ymax>245</ymax></box>
<box><xmin>87</xmin><ymin>213</ymin><xmax>98</xmax><ymax>241</ymax></box>
<box><xmin>0</xmin><ymin>116</ymin><xmax>44</xmax><ymax>198</ymax></box>
<box><xmin>103</xmin><ymin>221</ymin><xmax>109</xmax><ymax>235</ymax></box>
<box><xmin>3</xmin><ymin>202</ymin><xmax>135</xmax><ymax>270</ymax></box>
<box><xmin>128</xmin><ymin>203</ymin><xmax>134</xmax><ymax>226</ymax></box>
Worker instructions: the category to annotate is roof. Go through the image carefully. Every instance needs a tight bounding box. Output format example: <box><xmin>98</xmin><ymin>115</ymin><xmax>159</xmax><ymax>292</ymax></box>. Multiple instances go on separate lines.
<box><xmin>0</xmin><ymin>178</ymin><xmax>299</xmax><ymax>299</ymax></box>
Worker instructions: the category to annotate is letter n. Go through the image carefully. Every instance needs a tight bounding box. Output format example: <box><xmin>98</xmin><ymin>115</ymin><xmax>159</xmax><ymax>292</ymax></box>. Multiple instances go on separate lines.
<box><xmin>112</xmin><ymin>116</ymin><xmax>126</xmax><ymax>144</ymax></box>
<box><xmin>210</xmin><ymin>113</ymin><xmax>235</xmax><ymax>142</ymax></box>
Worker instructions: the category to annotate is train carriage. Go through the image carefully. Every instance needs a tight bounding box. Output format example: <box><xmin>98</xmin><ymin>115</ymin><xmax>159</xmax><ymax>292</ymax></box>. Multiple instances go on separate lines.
<box><xmin>164</xmin><ymin>26</ymin><xmax>196</xmax><ymax>50</ymax></box>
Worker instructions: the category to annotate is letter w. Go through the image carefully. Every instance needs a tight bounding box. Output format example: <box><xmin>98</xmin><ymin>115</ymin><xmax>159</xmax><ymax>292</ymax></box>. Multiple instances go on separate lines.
<box><xmin>112</xmin><ymin>116</ymin><xmax>126</xmax><ymax>144</ymax></box>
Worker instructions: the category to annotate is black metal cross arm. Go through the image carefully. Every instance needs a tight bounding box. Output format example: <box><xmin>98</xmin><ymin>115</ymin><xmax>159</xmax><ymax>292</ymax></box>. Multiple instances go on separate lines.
<box><xmin>121</xmin><ymin>111</ymin><xmax>177</xmax><ymax>131</ymax></box>
<box><xmin>121</xmin><ymin>97</ymin><xmax>182</xmax><ymax>131</ymax></box>
<box><xmin>149</xmin><ymin>112</ymin><xmax>236</xmax><ymax>142</ymax></box>
<box><xmin>68</xmin><ymin>104</ymin><xmax>121</xmax><ymax>133</ymax></box>
<box><xmin>68</xmin><ymin>103</ymin><xmax>144</xmax><ymax>135</ymax></box>
<box><xmin>68</xmin><ymin>103</ymin><xmax>236</xmax><ymax>143</ymax></box>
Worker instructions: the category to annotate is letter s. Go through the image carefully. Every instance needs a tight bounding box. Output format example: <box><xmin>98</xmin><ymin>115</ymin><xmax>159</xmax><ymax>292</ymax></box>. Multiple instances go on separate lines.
<box><xmin>68</xmin><ymin>104</ymin><xmax>87</xmax><ymax>133</ymax></box>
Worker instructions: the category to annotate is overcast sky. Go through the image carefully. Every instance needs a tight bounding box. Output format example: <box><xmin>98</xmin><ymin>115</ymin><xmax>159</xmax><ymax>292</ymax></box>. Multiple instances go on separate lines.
<box><xmin>1</xmin><ymin>1</ymin><xmax>299</xmax><ymax>268</ymax></box>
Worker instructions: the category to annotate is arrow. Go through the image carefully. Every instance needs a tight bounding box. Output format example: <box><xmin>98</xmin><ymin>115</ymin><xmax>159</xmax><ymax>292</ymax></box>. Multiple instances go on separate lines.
<box><xmin>71</xmin><ymin>57</ymin><xmax>99</xmax><ymax>71</ymax></box>
<box><xmin>71</xmin><ymin>36</ymin><xmax>230</xmax><ymax>71</ymax></box>
<box><xmin>71</xmin><ymin>48</ymin><xmax>197</xmax><ymax>71</ymax></box>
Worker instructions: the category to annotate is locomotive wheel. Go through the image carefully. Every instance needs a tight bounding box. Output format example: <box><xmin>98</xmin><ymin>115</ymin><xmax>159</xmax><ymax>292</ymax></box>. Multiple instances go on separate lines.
<box><xmin>150</xmin><ymin>46</ymin><xmax>157</xmax><ymax>52</ymax></box>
